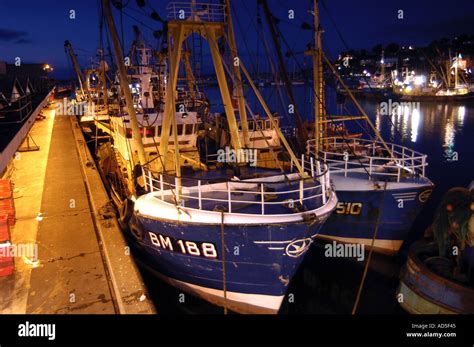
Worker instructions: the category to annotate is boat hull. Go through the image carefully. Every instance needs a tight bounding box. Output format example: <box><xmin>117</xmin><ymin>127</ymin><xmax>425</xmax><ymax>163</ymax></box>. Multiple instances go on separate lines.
<box><xmin>337</xmin><ymin>88</ymin><xmax>398</xmax><ymax>101</ymax></box>
<box><xmin>397</xmin><ymin>241</ymin><xmax>474</xmax><ymax>314</ymax></box>
<box><xmin>129</xmin><ymin>211</ymin><xmax>331</xmax><ymax>313</ymax></box>
<box><xmin>317</xmin><ymin>176</ymin><xmax>433</xmax><ymax>255</ymax></box>
<box><xmin>396</xmin><ymin>92</ymin><xmax>474</xmax><ymax>103</ymax></box>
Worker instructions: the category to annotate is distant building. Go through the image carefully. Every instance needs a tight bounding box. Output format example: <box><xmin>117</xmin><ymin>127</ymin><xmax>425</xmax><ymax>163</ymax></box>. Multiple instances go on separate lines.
<box><xmin>378</xmin><ymin>56</ymin><xmax>398</xmax><ymax>67</ymax></box>
<box><xmin>0</xmin><ymin>61</ymin><xmax>51</xmax><ymax>93</ymax></box>
<box><xmin>360</xmin><ymin>59</ymin><xmax>374</xmax><ymax>66</ymax></box>
<box><xmin>0</xmin><ymin>61</ymin><xmax>48</xmax><ymax>78</ymax></box>
<box><xmin>0</xmin><ymin>61</ymin><xmax>6</xmax><ymax>75</ymax></box>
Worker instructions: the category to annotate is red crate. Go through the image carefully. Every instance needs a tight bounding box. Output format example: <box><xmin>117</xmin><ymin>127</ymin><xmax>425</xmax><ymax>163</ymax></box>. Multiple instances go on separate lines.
<box><xmin>0</xmin><ymin>198</ymin><xmax>15</xmax><ymax>226</ymax></box>
<box><xmin>0</xmin><ymin>216</ymin><xmax>9</xmax><ymax>243</ymax></box>
<box><xmin>0</xmin><ymin>242</ymin><xmax>14</xmax><ymax>277</ymax></box>
<box><xmin>0</xmin><ymin>180</ymin><xmax>12</xmax><ymax>200</ymax></box>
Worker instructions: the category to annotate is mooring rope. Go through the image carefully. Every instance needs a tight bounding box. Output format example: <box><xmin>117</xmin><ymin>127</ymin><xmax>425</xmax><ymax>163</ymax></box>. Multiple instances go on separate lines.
<box><xmin>352</xmin><ymin>180</ymin><xmax>388</xmax><ymax>314</ymax></box>
<box><xmin>220</xmin><ymin>210</ymin><xmax>228</xmax><ymax>314</ymax></box>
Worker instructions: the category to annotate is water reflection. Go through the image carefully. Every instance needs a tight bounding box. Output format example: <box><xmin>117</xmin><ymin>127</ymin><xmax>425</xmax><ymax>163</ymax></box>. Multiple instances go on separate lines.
<box><xmin>458</xmin><ymin>106</ymin><xmax>466</xmax><ymax>126</ymax></box>
<box><xmin>411</xmin><ymin>108</ymin><xmax>420</xmax><ymax>143</ymax></box>
<box><xmin>444</xmin><ymin>120</ymin><xmax>456</xmax><ymax>158</ymax></box>
<box><xmin>212</xmin><ymin>85</ymin><xmax>471</xmax><ymax>164</ymax></box>
<box><xmin>369</xmin><ymin>102</ymin><xmax>471</xmax><ymax>151</ymax></box>
<box><xmin>401</xmin><ymin>105</ymin><xmax>410</xmax><ymax>139</ymax></box>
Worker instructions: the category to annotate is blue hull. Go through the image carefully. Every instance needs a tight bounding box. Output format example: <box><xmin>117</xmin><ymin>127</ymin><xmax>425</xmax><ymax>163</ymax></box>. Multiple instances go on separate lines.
<box><xmin>129</xmin><ymin>214</ymin><xmax>326</xmax><ymax>312</ymax></box>
<box><xmin>318</xmin><ymin>184</ymin><xmax>433</xmax><ymax>254</ymax></box>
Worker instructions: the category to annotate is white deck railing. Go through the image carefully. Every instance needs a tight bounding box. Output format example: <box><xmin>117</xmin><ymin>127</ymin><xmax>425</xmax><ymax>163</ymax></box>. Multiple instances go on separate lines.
<box><xmin>142</xmin><ymin>156</ymin><xmax>331</xmax><ymax>215</ymax></box>
<box><xmin>167</xmin><ymin>2</ymin><xmax>226</xmax><ymax>22</ymax></box>
<box><xmin>306</xmin><ymin>137</ymin><xmax>428</xmax><ymax>182</ymax></box>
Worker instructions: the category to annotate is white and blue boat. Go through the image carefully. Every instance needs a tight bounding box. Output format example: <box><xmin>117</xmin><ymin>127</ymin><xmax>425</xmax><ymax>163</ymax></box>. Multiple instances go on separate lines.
<box><xmin>131</xmin><ymin>160</ymin><xmax>336</xmax><ymax>313</ymax></box>
<box><xmin>305</xmin><ymin>0</ymin><xmax>433</xmax><ymax>255</ymax></box>
<box><xmin>307</xmin><ymin>137</ymin><xmax>433</xmax><ymax>254</ymax></box>
<box><xmin>97</xmin><ymin>0</ymin><xmax>338</xmax><ymax>314</ymax></box>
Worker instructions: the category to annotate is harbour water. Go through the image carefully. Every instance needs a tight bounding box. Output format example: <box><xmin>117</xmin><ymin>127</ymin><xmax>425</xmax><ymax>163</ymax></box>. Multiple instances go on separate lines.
<box><xmin>138</xmin><ymin>85</ymin><xmax>474</xmax><ymax>314</ymax></box>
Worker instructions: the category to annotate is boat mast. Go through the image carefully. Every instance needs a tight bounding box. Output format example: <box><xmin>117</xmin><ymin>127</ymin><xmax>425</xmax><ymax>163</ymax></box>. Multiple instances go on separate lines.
<box><xmin>307</xmin><ymin>1</ymin><xmax>394</xmax><ymax>157</ymax></box>
<box><xmin>64</xmin><ymin>40</ymin><xmax>87</xmax><ymax>100</ymax></box>
<box><xmin>380</xmin><ymin>50</ymin><xmax>385</xmax><ymax>84</ymax></box>
<box><xmin>447</xmin><ymin>48</ymin><xmax>451</xmax><ymax>88</ymax></box>
<box><xmin>159</xmin><ymin>22</ymin><xmax>184</xmax><ymax>178</ymax></box>
<box><xmin>182</xmin><ymin>46</ymin><xmax>197</xmax><ymax>92</ymax></box>
<box><xmin>260</xmin><ymin>0</ymin><xmax>308</xmax><ymax>150</ymax></box>
<box><xmin>99</xmin><ymin>48</ymin><xmax>109</xmax><ymax>112</ymax></box>
<box><xmin>307</xmin><ymin>0</ymin><xmax>325</xmax><ymax>154</ymax></box>
<box><xmin>454</xmin><ymin>54</ymin><xmax>459</xmax><ymax>89</ymax></box>
<box><xmin>323</xmin><ymin>52</ymin><xmax>395</xmax><ymax>157</ymax></box>
<box><xmin>225</xmin><ymin>0</ymin><xmax>249</xmax><ymax>147</ymax></box>
<box><xmin>161</xmin><ymin>0</ymin><xmax>242</xmax><ymax>174</ymax></box>
<box><xmin>102</xmin><ymin>0</ymin><xmax>147</xmax><ymax>168</ymax></box>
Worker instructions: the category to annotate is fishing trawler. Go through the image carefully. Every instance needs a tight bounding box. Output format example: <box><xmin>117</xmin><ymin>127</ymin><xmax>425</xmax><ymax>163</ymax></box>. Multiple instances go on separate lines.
<box><xmin>304</xmin><ymin>0</ymin><xmax>434</xmax><ymax>255</ymax></box>
<box><xmin>338</xmin><ymin>51</ymin><xmax>395</xmax><ymax>100</ymax></box>
<box><xmin>90</xmin><ymin>0</ymin><xmax>337</xmax><ymax>314</ymax></box>
<box><xmin>393</xmin><ymin>54</ymin><xmax>474</xmax><ymax>102</ymax></box>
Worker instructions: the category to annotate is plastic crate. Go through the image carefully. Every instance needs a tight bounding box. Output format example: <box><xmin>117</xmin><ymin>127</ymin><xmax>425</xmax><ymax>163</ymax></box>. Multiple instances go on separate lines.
<box><xmin>0</xmin><ymin>242</ymin><xmax>14</xmax><ymax>277</ymax></box>
<box><xmin>0</xmin><ymin>215</ymin><xmax>9</xmax><ymax>243</ymax></box>
<box><xmin>0</xmin><ymin>180</ymin><xmax>12</xmax><ymax>200</ymax></box>
<box><xmin>0</xmin><ymin>199</ymin><xmax>15</xmax><ymax>226</ymax></box>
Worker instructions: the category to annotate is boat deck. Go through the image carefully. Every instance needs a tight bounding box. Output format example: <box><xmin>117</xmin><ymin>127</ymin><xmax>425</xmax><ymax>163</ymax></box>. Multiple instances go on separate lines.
<box><xmin>150</xmin><ymin>168</ymin><xmax>325</xmax><ymax>215</ymax></box>
<box><xmin>178</xmin><ymin>182</ymin><xmax>322</xmax><ymax>215</ymax></box>
<box><xmin>330</xmin><ymin>168</ymin><xmax>433</xmax><ymax>191</ymax></box>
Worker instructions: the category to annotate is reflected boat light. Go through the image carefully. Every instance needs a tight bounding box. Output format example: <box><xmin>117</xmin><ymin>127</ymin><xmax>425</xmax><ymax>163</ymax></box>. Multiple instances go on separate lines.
<box><xmin>411</xmin><ymin>108</ymin><xmax>420</xmax><ymax>143</ymax></box>
<box><xmin>444</xmin><ymin>120</ymin><xmax>456</xmax><ymax>151</ymax></box>
<box><xmin>458</xmin><ymin>106</ymin><xmax>466</xmax><ymax>125</ymax></box>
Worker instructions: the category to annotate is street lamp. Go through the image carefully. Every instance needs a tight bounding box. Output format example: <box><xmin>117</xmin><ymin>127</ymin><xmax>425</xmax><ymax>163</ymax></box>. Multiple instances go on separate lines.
<box><xmin>43</xmin><ymin>63</ymin><xmax>53</xmax><ymax>73</ymax></box>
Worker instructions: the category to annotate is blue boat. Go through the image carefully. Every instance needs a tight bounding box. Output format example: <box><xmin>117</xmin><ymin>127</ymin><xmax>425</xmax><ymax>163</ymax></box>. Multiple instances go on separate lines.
<box><xmin>94</xmin><ymin>0</ymin><xmax>338</xmax><ymax>314</ymax></box>
<box><xmin>308</xmin><ymin>138</ymin><xmax>433</xmax><ymax>254</ymax></box>
<box><xmin>129</xmin><ymin>165</ymin><xmax>336</xmax><ymax>313</ymax></box>
<box><xmin>303</xmin><ymin>0</ymin><xmax>433</xmax><ymax>255</ymax></box>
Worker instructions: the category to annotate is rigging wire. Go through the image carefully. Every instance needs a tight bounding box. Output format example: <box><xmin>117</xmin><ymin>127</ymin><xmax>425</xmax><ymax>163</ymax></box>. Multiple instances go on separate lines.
<box><xmin>231</xmin><ymin>1</ymin><xmax>258</xmax><ymax>76</ymax></box>
<box><xmin>238</xmin><ymin>1</ymin><xmax>299</xmax><ymax>136</ymax></box>
<box><xmin>250</xmin><ymin>2</ymin><xmax>372</xmax><ymax>170</ymax></box>
<box><xmin>234</xmin><ymin>2</ymin><xmax>369</xmax><ymax>175</ymax></box>
<box><xmin>352</xmin><ymin>180</ymin><xmax>388</xmax><ymax>314</ymax></box>
<box><xmin>261</xmin><ymin>1</ymin><xmax>393</xmax><ymax>180</ymax></box>
<box><xmin>122</xmin><ymin>8</ymin><xmax>160</xmax><ymax>33</ymax></box>
<box><xmin>319</xmin><ymin>0</ymin><xmax>405</xmax><ymax>143</ymax></box>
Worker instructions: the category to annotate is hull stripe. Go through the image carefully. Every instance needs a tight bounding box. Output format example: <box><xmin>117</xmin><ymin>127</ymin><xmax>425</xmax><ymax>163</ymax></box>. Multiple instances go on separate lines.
<box><xmin>316</xmin><ymin>234</ymin><xmax>403</xmax><ymax>255</ymax></box>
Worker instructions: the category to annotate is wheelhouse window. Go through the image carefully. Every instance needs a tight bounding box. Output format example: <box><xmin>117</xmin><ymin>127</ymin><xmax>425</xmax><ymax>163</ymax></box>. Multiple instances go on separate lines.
<box><xmin>138</xmin><ymin>127</ymin><xmax>155</xmax><ymax>138</ymax></box>
<box><xmin>127</xmin><ymin>127</ymin><xmax>155</xmax><ymax>138</ymax></box>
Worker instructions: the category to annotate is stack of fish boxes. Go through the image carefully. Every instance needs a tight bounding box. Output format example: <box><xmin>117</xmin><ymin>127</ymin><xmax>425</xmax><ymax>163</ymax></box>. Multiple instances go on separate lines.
<box><xmin>0</xmin><ymin>179</ymin><xmax>14</xmax><ymax>276</ymax></box>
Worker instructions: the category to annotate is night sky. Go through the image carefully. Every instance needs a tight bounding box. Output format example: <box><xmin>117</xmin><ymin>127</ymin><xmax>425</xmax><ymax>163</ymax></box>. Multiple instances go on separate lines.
<box><xmin>0</xmin><ymin>0</ymin><xmax>473</xmax><ymax>79</ymax></box>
